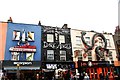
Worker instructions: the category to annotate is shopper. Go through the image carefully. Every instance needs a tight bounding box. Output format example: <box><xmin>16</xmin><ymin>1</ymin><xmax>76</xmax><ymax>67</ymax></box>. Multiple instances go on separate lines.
<box><xmin>83</xmin><ymin>73</ymin><xmax>89</xmax><ymax>80</ymax></box>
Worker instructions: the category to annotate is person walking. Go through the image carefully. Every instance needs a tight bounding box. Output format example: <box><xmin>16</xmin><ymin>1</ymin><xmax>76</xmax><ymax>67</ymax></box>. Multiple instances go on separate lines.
<box><xmin>105</xmin><ymin>73</ymin><xmax>109</xmax><ymax>80</ymax></box>
<box><xmin>83</xmin><ymin>73</ymin><xmax>90</xmax><ymax>80</ymax></box>
<box><xmin>99</xmin><ymin>73</ymin><xmax>104</xmax><ymax>80</ymax></box>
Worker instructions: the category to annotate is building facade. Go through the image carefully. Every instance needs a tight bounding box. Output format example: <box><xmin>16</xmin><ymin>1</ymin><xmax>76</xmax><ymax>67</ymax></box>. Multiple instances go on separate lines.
<box><xmin>41</xmin><ymin>24</ymin><xmax>74</xmax><ymax>79</ymax></box>
<box><xmin>113</xmin><ymin>26</ymin><xmax>120</xmax><ymax>78</ymax></box>
<box><xmin>0</xmin><ymin>21</ymin><xmax>42</xmax><ymax>80</ymax></box>
<box><xmin>118</xmin><ymin>0</ymin><xmax>120</xmax><ymax>26</ymax></box>
<box><xmin>71</xmin><ymin>29</ymin><xmax>118</xmax><ymax>79</ymax></box>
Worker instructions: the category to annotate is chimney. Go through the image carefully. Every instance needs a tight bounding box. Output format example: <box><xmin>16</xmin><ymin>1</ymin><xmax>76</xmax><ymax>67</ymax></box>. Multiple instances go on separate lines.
<box><xmin>38</xmin><ymin>21</ymin><xmax>41</xmax><ymax>26</ymax></box>
<box><xmin>62</xmin><ymin>24</ymin><xmax>68</xmax><ymax>28</ymax></box>
<box><xmin>7</xmin><ymin>17</ymin><xmax>13</xmax><ymax>22</ymax></box>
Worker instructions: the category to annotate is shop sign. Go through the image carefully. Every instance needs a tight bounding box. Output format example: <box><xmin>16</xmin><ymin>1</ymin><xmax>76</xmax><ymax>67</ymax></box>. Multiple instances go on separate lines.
<box><xmin>46</xmin><ymin>64</ymin><xmax>57</xmax><ymax>69</ymax></box>
<box><xmin>43</xmin><ymin>41</ymin><xmax>71</xmax><ymax>49</ymax></box>
<box><xmin>13</xmin><ymin>62</ymin><xmax>32</xmax><ymax>66</ymax></box>
<box><xmin>80</xmin><ymin>61</ymin><xmax>107</xmax><ymax>67</ymax></box>
<box><xmin>9</xmin><ymin>47</ymin><xmax>36</xmax><ymax>52</ymax></box>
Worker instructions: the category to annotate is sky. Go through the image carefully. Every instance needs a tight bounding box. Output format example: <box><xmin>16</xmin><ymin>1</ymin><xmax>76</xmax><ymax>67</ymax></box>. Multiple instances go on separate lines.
<box><xmin>0</xmin><ymin>0</ymin><xmax>118</xmax><ymax>34</ymax></box>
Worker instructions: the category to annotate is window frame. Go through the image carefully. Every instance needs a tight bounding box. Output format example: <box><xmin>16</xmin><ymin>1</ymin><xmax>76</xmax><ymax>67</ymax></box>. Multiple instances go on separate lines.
<box><xmin>60</xmin><ymin>50</ymin><xmax>66</xmax><ymax>61</ymax></box>
<box><xmin>59</xmin><ymin>35</ymin><xmax>65</xmax><ymax>43</ymax></box>
<box><xmin>11</xmin><ymin>52</ymin><xmax>19</xmax><ymax>61</ymax></box>
<box><xmin>26</xmin><ymin>53</ymin><xmax>34</xmax><ymax>61</ymax></box>
<box><xmin>47</xmin><ymin>50</ymin><xmax>54</xmax><ymax>60</ymax></box>
<box><xmin>47</xmin><ymin>34</ymin><xmax>54</xmax><ymax>42</ymax></box>
<box><xmin>76</xmin><ymin>36</ymin><xmax>82</xmax><ymax>46</ymax></box>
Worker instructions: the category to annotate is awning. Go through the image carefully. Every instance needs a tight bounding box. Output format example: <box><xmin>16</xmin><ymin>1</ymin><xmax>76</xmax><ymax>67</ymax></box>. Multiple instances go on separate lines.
<box><xmin>3</xmin><ymin>60</ymin><xmax>41</xmax><ymax>70</ymax></box>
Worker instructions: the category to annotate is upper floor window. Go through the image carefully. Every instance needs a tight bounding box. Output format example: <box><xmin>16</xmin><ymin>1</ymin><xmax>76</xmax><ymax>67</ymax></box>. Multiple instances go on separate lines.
<box><xmin>88</xmin><ymin>51</ymin><xmax>92</xmax><ymax>61</ymax></box>
<box><xmin>78</xmin><ymin>50</ymin><xmax>82</xmax><ymax>60</ymax></box>
<box><xmin>59</xmin><ymin>35</ymin><xmax>65</xmax><ymax>43</ymax></box>
<box><xmin>60</xmin><ymin>50</ymin><xmax>66</xmax><ymax>61</ymax></box>
<box><xmin>11</xmin><ymin>52</ymin><xmax>19</xmax><ymax>60</ymax></box>
<box><xmin>47</xmin><ymin>50</ymin><xmax>54</xmax><ymax>60</ymax></box>
<box><xmin>76</xmin><ymin>36</ymin><xmax>82</xmax><ymax>46</ymax></box>
<box><xmin>109</xmin><ymin>51</ymin><xmax>113</xmax><ymax>61</ymax></box>
<box><xmin>26</xmin><ymin>53</ymin><xmax>34</xmax><ymax>61</ymax></box>
<box><xmin>85</xmin><ymin>37</ymin><xmax>90</xmax><ymax>45</ymax></box>
<box><xmin>47</xmin><ymin>34</ymin><xmax>54</xmax><ymax>42</ymax></box>
<box><xmin>106</xmin><ymin>39</ymin><xmax>111</xmax><ymax>47</ymax></box>
<box><xmin>13</xmin><ymin>30</ymin><xmax>20</xmax><ymax>40</ymax></box>
<box><xmin>27</xmin><ymin>32</ymin><xmax>34</xmax><ymax>41</ymax></box>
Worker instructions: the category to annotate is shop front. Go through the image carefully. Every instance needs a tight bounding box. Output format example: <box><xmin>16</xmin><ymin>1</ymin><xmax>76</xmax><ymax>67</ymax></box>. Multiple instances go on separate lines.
<box><xmin>2</xmin><ymin>60</ymin><xmax>41</xmax><ymax>80</ymax></box>
<box><xmin>42</xmin><ymin>61</ymin><xmax>75</xmax><ymax>80</ymax></box>
<box><xmin>78</xmin><ymin>61</ymin><xmax>115</xmax><ymax>79</ymax></box>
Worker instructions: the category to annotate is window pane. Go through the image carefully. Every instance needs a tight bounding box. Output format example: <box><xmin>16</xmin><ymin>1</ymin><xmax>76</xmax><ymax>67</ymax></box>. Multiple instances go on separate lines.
<box><xmin>11</xmin><ymin>52</ymin><xmax>19</xmax><ymax>60</ymax></box>
<box><xmin>60</xmin><ymin>51</ymin><xmax>66</xmax><ymax>61</ymax></box>
<box><xmin>13</xmin><ymin>30</ymin><xmax>20</xmax><ymax>40</ymax></box>
<box><xmin>78</xmin><ymin>51</ymin><xmax>82</xmax><ymax>60</ymax></box>
<box><xmin>47</xmin><ymin>50</ymin><xmax>54</xmax><ymax>60</ymax></box>
<box><xmin>76</xmin><ymin>36</ymin><xmax>81</xmax><ymax>46</ymax></box>
<box><xmin>26</xmin><ymin>53</ymin><xmax>34</xmax><ymax>61</ymax></box>
<box><xmin>88</xmin><ymin>52</ymin><xmax>92</xmax><ymax>60</ymax></box>
<box><xmin>107</xmin><ymin>39</ymin><xmax>111</xmax><ymax>47</ymax></box>
<box><xmin>85</xmin><ymin>37</ymin><xmax>90</xmax><ymax>45</ymax></box>
<box><xmin>60</xmin><ymin>57</ymin><xmax>66</xmax><ymax>61</ymax></box>
<box><xmin>27</xmin><ymin>32</ymin><xmax>34</xmax><ymax>41</ymax></box>
<box><xmin>47</xmin><ymin>34</ymin><xmax>54</xmax><ymax>42</ymax></box>
<box><xmin>59</xmin><ymin>35</ymin><xmax>65</xmax><ymax>43</ymax></box>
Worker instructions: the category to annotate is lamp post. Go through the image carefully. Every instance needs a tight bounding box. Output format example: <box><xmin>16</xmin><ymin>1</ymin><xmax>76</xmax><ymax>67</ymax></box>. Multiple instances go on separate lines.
<box><xmin>16</xmin><ymin>63</ymin><xmax>20</xmax><ymax>80</ymax></box>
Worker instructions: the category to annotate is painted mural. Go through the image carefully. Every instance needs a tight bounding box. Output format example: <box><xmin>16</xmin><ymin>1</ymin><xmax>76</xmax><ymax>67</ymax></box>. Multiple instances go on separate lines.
<box><xmin>81</xmin><ymin>31</ymin><xmax>110</xmax><ymax>61</ymax></box>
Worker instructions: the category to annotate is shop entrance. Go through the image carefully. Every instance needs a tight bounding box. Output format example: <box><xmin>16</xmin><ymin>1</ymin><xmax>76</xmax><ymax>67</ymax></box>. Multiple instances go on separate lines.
<box><xmin>22</xmin><ymin>70</ymin><xmax>35</xmax><ymax>80</ymax></box>
<box><xmin>79</xmin><ymin>67</ymin><xmax>114</xmax><ymax>79</ymax></box>
<box><xmin>43</xmin><ymin>70</ymin><xmax>55</xmax><ymax>80</ymax></box>
<box><xmin>5</xmin><ymin>70</ymin><xmax>41</xmax><ymax>80</ymax></box>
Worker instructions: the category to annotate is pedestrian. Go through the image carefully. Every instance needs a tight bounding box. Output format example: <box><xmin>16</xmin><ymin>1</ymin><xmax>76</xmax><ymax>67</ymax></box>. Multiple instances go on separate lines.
<box><xmin>99</xmin><ymin>73</ymin><xmax>104</xmax><ymax>80</ymax></box>
<box><xmin>70</xmin><ymin>73</ymin><xmax>74</xmax><ymax>80</ymax></box>
<box><xmin>105</xmin><ymin>73</ymin><xmax>109</xmax><ymax>80</ymax></box>
<box><xmin>92</xmin><ymin>75</ymin><xmax>96</xmax><ymax>80</ymax></box>
<box><xmin>83</xmin><ymin>73</ymin><xmax>89</xmax><ymax>80</ymax></box>
<box><xmin>65</xmin><ymin>70</ymin><xmax>71</xmax><ymax>80</ymax></box>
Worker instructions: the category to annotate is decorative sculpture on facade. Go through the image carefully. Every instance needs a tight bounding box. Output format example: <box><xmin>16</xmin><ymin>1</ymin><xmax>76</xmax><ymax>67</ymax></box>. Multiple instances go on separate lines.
<box><xmin>81</xmin><ymin>31</ymin><xmax>108</xmax><ymax>61</ymax></box>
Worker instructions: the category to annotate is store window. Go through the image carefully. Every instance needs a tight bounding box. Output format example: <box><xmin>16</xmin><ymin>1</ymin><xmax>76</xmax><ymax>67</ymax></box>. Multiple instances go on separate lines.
<box><xmin>60</xmin><ymin>50</ymin><xmax>66</xmax><ymax>61</ymax></box>
<box><xmin>47</xmin><ymin>50</ymin><xmax>54</xmax><ymax>60</ymax></box>
<box><xmin>47</xmin><ymin>34</ymin><xmax>54</xmax><ymax>42</ymax></box>
<box><xmin>11</xmin><ymin>52</ymin><xmax>19</xmax><ymax>60</ymax></box>
<box><xmin>59</xmin><ymin>35</ymin><xmax>65</xmax><ymax>43</ymax></box>
<box><xmin>26</xmin><ymin>53</ymin><xmax>34</xmax><ymax>61</ymax></box>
